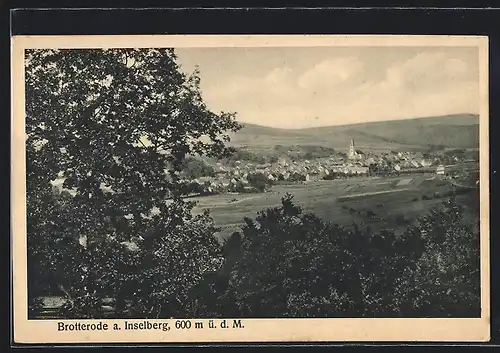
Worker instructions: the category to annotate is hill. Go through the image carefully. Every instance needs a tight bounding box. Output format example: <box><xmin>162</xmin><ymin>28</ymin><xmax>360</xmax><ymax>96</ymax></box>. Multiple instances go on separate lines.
<box><xmin>228</xmin><ymin>114</ymin><xmax>479</xmax><ymax>152</ymax></box>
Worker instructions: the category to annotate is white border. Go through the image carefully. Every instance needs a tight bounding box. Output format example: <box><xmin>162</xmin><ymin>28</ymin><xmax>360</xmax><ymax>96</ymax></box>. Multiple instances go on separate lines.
<box><xmin>11</xmin><ymin>35</ymin><xmax>490</xmax><ymax>343</ymax></box>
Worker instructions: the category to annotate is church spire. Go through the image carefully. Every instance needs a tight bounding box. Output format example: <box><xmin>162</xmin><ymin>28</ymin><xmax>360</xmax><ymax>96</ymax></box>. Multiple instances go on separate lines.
<box><xmin>348</xmin><ymin>139</ymin><xmax>355</xmax><ymax>159</ymax></box>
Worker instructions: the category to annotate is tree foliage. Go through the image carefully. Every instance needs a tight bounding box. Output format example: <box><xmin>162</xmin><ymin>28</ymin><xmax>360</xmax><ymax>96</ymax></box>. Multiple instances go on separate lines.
<box><xmin>26</xmin><ymin>48</ymin><xmax>240</xmax><ymax>318</ymax></box>
<box><xmin>246</xmin><ymin>172</ymin><xmax>272</xmax><ymax>192</ymax></box>
<box><xmin>180</xmin><ymin>157</ymin><xmax>215</xmax><ymax>180</ymax></box>
<box><xmin>224</xmin><ymin>194</ymin><xmax>480</xmax><ymax>318</ymax></box>
<box><xmin>405</xmin><ymin>197</ymin><xmax>481</xmax><ymax>316</ymax></box>
<box><xmin>222</xmin><ymin>148</ymin><xmax>266</xmax><ymax>164</ymax></box>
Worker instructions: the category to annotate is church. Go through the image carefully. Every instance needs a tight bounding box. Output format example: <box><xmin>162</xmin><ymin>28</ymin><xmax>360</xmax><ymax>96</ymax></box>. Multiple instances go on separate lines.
<box><xmin>348</xmin><ymin>139</ymin><xmax>365</xmax><ymax>161</ymax></box>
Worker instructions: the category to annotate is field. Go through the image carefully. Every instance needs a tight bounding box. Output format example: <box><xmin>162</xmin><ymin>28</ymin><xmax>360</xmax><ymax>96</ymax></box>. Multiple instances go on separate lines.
<box><xmin>190</xmin><ymin>174</ymin><xmax>479</xmax><ymax>241</ymax></box>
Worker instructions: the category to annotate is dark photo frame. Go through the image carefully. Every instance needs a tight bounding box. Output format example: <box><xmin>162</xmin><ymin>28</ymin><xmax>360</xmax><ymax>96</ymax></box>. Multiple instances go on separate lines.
<box><xmin>6</xmin><ymin>6</ymin><xmax>500</xmax><ymax>348</ymax></box>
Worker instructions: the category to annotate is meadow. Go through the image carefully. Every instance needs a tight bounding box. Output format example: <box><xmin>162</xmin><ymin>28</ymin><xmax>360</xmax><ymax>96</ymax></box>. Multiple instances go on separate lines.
<box><xmin>190</xmin><ymin>174</ymin><xmax>479</xmax><ymax>241</ymax></box>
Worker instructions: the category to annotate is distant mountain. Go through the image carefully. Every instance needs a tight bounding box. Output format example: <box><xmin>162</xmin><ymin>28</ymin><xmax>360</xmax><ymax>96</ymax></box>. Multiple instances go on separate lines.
<box><xmin>228</xmin><ymin>114</ymin><xmax>479</xmax><ymax>152</ymax></box>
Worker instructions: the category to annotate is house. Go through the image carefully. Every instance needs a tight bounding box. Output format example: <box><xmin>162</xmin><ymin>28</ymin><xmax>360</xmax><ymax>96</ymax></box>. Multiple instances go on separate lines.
<box><xmin>278</xmin><ymin>157</ymin><xmax>290</xmax><ymax>167</ymax></box>
<box><xmin>208</xmin><ymin>180</ymin><xmax>219</xmax><ymax>191</ymax></box>
<box><xmin>194</xmin><ymin>176</ymin><xmax>214</xmax><ymax>184</ymax></box>
<box><xmin>345</xmin><ymin>165</ymin><xmax>369</xmax><ymax>175</ymax></box>
<box><xmin>219</xmin><ymin>178</ymin><xmax>231</xmax><ymax>188</ymax></box>
<box><xmin>436</xmin><ymin>165</ymin><xmax>446</xmax><ymax>175</ymax></box>
<box><xmin>404</xmin><ymin>160</ymin><xmax>415</xmax><ymax>168</ymax></box>
<box><xmin>243</xmin><ymin>186</ymin><xmax>258</xmax><ymax>192</ymax></box>
<box><xmin>394</xmin><ymin>164</ymin><xmax>401</xmax><ymax>172</ymax></box>
<box><xmin>308</xmin><ymin>172</ymin><xmax>323</xmax><ymax>182</ymax></box>
<box><xmin>240</xmin><ymin>178</ymin><xmax>249</xmax><ymax>185</ymax></box>
<box><xmin>420</xmin><ymin>159</ymin><xmax>433</xmax><ymax>168</ymax></box>
<box><xmin>365</xmin><ymin>157</ymin><xmax>376</xmax><ymax>165</ymax></box>
<box><xmin>411</xmin><ymin>160</ymin><xmax>421</xmax><ymax>168</ymax></box>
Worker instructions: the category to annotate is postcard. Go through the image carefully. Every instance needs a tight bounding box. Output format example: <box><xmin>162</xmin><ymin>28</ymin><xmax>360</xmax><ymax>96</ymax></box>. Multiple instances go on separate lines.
<box><xmin>11</xmin><ymin>34</ymin><xmax>490</xmax><ymax>344</ymax></box>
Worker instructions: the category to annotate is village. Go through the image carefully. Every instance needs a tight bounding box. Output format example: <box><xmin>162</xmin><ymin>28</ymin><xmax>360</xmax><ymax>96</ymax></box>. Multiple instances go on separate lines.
<box><xmin>185</xmin><ymin>139</ymin><xmax>479</xmax><ymax>195</ymax></box>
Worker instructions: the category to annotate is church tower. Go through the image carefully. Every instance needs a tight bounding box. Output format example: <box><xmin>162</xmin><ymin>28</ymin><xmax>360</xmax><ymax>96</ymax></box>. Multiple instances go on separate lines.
<box><xmin>349</xmin><ymin>139</ymin><xmax>355</xmax><ymax>159</ymax></box>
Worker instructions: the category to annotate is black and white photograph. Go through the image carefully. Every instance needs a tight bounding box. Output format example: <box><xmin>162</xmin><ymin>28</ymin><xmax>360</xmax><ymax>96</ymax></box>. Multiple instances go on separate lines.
<box><xmin>11</xmin><ymin>35</ymin><xmax>490</xmax><ymax>343</ymax></box>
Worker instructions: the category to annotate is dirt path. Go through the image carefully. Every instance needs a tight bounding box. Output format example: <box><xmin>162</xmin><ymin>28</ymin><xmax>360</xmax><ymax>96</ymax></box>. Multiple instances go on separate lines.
<box><xmin>449</xmin><ymin>180</ymin><xmax>479</xmax><ymax>189</ymax></box>
<box><xmin>336</xmin><ymin>188</ymin><xmax>411</xmax><ymax>200</ymax></box>
<box><xmin>195</xmin><ymin>194</ymin><xmax>264</xmax><ymax>207</ymax></box>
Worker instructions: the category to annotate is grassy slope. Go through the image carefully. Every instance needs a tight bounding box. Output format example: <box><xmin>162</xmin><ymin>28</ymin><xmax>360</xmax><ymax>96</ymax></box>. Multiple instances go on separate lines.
<box><xmin>228</xmin><ymin>114</ymin><xmax>479</xmax><ymax>152</ymax></box>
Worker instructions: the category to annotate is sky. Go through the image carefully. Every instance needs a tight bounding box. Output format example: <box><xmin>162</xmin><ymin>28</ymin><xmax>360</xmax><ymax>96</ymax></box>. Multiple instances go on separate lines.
<box><xmin>174</xmin><ymin>46</ymin><xmax>479</xmax><ymax>129</ymax></box>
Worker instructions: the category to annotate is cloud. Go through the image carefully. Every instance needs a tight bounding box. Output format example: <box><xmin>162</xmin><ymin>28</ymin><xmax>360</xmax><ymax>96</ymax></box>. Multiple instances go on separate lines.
<box><xmin>198</xmin><ymin>50</ymin><xmax>478</xmax><ymax>128</ymax></box>
<box><xmin>265</xmin><ymin>66</ymin><xmax>293</xmax><ymax>86</ymax></box>
<box><xmin>202</xmin><ymin>66</ymin><xmax>299</xmax><ymax>110</ymax></box>
<box><xmin>297</xmin><ymin>57</ymin><xmax>364</xmax><ymax>90</ymax></box>
<box><xmin>378</xmin><ymin>52</ymin><xmax>474</xmax><ymax>92</ymax></box>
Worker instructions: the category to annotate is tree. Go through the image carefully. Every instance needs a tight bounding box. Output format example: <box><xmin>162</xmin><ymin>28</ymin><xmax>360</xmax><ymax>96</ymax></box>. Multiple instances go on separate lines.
<box><xmin>303</xmin><ymin>152</ymin><xmax>313</xmax><ymax>160</ymax></box>
<box><xmin>180</xmin><ymin>157</ymin><xmax>215</xmax><ymax>179</ymax></box>
<box><xmin>223</xmin><ymin>148</ymin><xmax>265</xmax><ymax>164</ymax></box>
<box><xmin>268</xmin><ymin>155</ymin><xmax>279</xmax><ymax>164</ymax></box>
<box><xmin>26</xmin><ymin>48</ymin><xmax>241</xmax><ymax>318</ymax></box>
<box><xmin>406</xmin><ymin>197</ymin><xmax>480</xmax><ymax>317</ymax></box>
<box><xmin>247</xmin><ymin>172</ymin><xmax>270</xmax><ymax>192</ymax></box>
<box><xmin>289</xmin><ymin>172</ymin><xmax>306</xmax><ymax>182</ymax></box>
